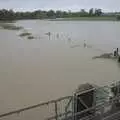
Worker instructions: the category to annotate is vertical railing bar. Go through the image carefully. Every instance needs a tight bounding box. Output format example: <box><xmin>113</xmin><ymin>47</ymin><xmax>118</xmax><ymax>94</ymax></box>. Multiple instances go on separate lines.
<box><xmin>65</xmin><ymin>97</ymin><xmax>72</xmax><ymax>120</ymax></box>
<box><xmin>55</xmin><ymin>101</ymin><xmax>58</xmax><ymax>120</ymax></box>
<box><xmin>73</xmin><ymin>95</ymin><xmax>76</xmax><ymax>120</ymax></box>
<box><xmin>93</xmin><ymin>89</ymin><xmax>96</xmax><ymax>106</ymax></box>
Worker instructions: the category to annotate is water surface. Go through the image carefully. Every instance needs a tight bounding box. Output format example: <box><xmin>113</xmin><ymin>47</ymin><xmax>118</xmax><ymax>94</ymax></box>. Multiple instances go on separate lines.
<box><xmin>0</xmin><ymin>20</ymin><xmax>120</xmax><ymax>119</ymax></box>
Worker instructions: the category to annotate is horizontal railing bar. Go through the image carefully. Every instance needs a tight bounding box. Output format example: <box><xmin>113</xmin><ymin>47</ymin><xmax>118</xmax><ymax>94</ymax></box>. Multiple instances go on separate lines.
<box><xmin>46</xmin><ymin>111</ymin><xmax>72</xmax><ymax>120</ymax></box>
<box><xmin>0</xmin><ymin>96</ymin><xmax>72</xmax><ymax>119</ymax></box>
<box><xmin>103</xmin><ymin>110</ymin><xmax>120</xmax><ymax>120</ymax></box>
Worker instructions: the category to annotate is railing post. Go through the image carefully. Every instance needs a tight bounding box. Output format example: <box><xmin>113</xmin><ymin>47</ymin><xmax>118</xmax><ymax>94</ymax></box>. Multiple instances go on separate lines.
<box><xmin>72</xmin><ymin>95</ymin><xmax>75</xmax><ymax>120</ymax></box>
<box><xmin>65</xmin><ymin>97</ymin><xmax>72</xmax><ymax>120</ymax></box>
<box><xmin>65</xmin><ymin>106</ymin><xmax>67</xmax><ymax>120</ymax></box>
<box><xmin>55</xmin><ymin>101</ymin><xmax>58</xmax><ymax>120</ymax></box>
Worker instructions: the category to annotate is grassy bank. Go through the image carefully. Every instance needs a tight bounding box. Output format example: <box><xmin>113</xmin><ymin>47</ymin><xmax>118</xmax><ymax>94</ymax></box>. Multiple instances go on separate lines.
<box><xmin>51</xmin><ymin>16</ymin><xmax>117</xmax><ymax>21</ymax></box>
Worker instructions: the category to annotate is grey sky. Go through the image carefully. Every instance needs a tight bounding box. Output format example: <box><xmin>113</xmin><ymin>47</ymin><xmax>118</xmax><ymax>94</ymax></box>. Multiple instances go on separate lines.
<box><xmin>0</xmin><ymin>0</ymin><xmax>120</xmax><ymax>12</ymax></box>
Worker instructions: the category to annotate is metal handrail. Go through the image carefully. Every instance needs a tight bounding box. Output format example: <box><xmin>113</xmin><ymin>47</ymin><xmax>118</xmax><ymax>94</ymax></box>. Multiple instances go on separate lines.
<box><xmin>0</xmin><ymin>96</ymin><xmax>72</xmax><ymax>119</ymax></box>
<box><xmin>0</xmin><ymin>80</ymin><xmax>120</xmax><ymax>120</ymax></box>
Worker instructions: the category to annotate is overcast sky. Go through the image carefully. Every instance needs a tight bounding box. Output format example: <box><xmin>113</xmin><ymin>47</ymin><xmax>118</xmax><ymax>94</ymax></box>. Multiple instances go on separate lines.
<box><xmin>0</xmin><ymin>0</ymin><xmax>120</xmax><ymax>12</ymax></box>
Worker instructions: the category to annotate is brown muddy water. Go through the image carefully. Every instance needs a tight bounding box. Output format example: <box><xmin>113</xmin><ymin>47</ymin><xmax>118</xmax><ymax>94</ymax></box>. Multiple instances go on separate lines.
<box><xmin>0</xmin><ymin>20</ymin><xmax>120</xmax><ymax>119</ymax></box>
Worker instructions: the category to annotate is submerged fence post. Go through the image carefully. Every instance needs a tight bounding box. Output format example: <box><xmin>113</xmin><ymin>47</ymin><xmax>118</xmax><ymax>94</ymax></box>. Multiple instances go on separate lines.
<box><xmin>55</xmin><ymin>101</ymin><xmax>58</xmax><ymax>120</ymax></box>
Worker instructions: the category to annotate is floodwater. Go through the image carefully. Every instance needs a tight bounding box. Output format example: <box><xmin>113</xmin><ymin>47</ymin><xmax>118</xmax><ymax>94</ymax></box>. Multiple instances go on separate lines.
<box><xmin>0</xmin><ymin>20</ymin><xmax>120</xmax><ymax>119</ymax></box>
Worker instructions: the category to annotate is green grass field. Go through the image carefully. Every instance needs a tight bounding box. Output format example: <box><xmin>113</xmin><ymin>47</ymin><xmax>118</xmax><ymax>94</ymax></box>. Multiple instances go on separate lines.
<box><xmin>51</xmin><ymin>16</ymin><xmax>117</xmax><ymax>21</ymax></box>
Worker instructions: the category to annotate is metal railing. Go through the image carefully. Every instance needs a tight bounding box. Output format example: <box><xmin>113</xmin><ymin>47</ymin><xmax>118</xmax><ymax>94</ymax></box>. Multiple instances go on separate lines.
<box><xmin>0</xmin><ymin>81</ymin><xmax>120</xmax><ymax>120</ymax></box>
<box><xmin>0</xmin><ymin>96</ymin><xmax>73</xmax><ymax>120</ymax></box>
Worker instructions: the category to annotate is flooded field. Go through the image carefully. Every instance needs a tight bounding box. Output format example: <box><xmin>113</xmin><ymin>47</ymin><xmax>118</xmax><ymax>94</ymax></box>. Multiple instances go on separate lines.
<box><xmin>0</xmin><ymin>20</ymin><xmax>120</xmax><ymax>117</ymax></box>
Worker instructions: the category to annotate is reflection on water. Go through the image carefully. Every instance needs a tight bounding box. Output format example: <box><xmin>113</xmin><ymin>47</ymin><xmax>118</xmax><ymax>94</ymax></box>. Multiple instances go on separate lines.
<box><xmin>0</xmin><ymin>20</ymin><xmax>120</xmax><ymax>116</ymax></box>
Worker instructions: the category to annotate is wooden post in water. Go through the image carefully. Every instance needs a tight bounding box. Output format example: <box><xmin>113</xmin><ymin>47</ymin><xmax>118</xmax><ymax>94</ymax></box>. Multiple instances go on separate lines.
<box><xmin>45</xmin><ymin>32</ymin><xmax>51</xmax><ymax>40</ymax></box>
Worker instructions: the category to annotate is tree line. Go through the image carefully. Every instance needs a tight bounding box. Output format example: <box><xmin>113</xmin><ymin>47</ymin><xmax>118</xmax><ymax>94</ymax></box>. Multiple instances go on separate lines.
<box><xmin>0</xmin><ymin>8</ymin><xmax>119</xmax><ymax>21</ymax></box>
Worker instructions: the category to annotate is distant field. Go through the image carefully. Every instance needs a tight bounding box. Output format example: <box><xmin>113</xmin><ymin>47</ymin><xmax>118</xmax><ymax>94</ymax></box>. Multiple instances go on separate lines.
<box><xmin>51</xmin><ymin>16</ymin><xmax>117</xmax><ymax>21</ymax></box>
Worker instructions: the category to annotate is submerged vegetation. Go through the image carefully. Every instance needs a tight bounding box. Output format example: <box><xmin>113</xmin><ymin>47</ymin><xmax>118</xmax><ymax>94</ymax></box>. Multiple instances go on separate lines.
<box><xmin>0</xmin><ymin>23</ymin><xmax>23</xmax><ymax>30</ymax></box>
<box><xmin>92</xmin><ymin>53</ymin><xmax>114</xmax><ymax>59</ymax></box>
<box><xmin>0</xmin><ymin>22</ymin><xmax>35</xmax><ymax>40</ymax></box>
<box><xmin>0</xmin><ymin>8</ymin><xmax>120</xmax><ymax>21</ymax></box>
<box><xmin>19</xmin><ymin>32</ymin><xmax>35</xmax><ymax>40</ymax></box>
<box><xmin>27</xmin><ymin>36</ymin><xmax>34</xmax><ymax>39</ymax></box>
<box><xmin>19</xmin><ymin>32</ymin><xmax>32</xmax><ymax>37</ymax></box>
